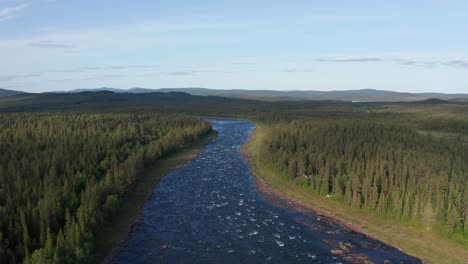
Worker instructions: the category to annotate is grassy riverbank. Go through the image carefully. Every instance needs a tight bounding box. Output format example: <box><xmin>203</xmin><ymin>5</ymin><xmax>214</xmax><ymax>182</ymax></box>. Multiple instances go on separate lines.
<box><xmin>94</xmin><ymin>131</ymin><xmax>218</xmax><ymax>263</ymax></box>
<box><xmin>244</xmin><ymin>125</ymin><xmax>468</xmax><ymax>264</ymax></box>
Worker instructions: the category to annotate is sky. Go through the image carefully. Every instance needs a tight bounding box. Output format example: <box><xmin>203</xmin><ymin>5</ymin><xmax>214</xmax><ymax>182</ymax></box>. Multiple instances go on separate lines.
<box><xmin>0</xmin><ymin>0</ymin><xmax>467</xmax><ymax>93</ymax></box>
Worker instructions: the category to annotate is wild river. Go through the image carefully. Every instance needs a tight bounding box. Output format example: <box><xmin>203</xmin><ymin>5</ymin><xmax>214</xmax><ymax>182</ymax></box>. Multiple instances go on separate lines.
<box><xmin>113</xmin><ymin>119</ymin><xmax>421</xmax><ymax>264</ymax></box>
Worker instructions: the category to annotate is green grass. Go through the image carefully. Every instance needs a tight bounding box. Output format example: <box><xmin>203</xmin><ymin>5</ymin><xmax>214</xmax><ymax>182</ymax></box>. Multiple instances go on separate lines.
<box><xmin>93</xmin><ymin>131</ymin><xmax>218</xmax><ymax>263</ymax></box>
<box><xmin>245</xmin><ymin>125</ymin><xmax>468</xmax><ymax>264</ymax></box>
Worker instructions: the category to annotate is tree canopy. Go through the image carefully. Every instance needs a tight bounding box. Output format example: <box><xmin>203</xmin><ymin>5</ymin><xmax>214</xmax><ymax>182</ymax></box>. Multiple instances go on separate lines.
<box><xmin>0</xmin><ymin>113</ymin><xmax>211</xmax><ymax>263</ymax></box>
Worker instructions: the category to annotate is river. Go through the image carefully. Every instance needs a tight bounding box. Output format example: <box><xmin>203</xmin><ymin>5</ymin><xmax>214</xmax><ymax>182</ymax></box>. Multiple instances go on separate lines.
<box><xmin>113</xmin><ymin>119</ymin><xmax>421</xmax><ymax>264</ymax></box>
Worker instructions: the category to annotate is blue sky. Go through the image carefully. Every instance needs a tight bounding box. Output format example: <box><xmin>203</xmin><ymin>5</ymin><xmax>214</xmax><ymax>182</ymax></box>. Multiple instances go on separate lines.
<box><xmin>0</xmin><ymin>0</ymin><xmax>467</xmax><ymax>93</ymax></box>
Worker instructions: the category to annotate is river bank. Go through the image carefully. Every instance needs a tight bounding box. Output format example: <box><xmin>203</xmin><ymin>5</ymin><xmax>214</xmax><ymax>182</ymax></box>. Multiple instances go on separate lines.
<box><xmin>111</xmin><ymin>119</ymin><xmax>425</xmax><ymax>263</ymax></box>
<box><xmin>95</xmin><ymin>131</ymin><xmax>218</xmax><ymax>263</ymax></box>
<box><xmin>240</xmin><ymin>125</ymin><xmax>468</xmax><ymax>264</ymax></box>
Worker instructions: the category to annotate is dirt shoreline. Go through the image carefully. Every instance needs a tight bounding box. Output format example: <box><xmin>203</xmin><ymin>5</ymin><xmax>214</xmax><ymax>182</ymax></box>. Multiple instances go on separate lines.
<box><xmin>239</xmin><ymin>128</ymin><xmax>424</xmax><ymax>263</ymax></box>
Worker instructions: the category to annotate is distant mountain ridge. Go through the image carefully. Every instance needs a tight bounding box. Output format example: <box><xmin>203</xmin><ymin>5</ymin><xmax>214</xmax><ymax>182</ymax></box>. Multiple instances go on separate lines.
<box><xmin>55</xmin><ymin>87</ymin><xmax>468</xmax><ymax>102</ymax></box>
<box><xmin>50</xmin><ymin>87</ymin><xmax>155</xmax><ymax>94</ymax></box>
<box><xmin>3</xmin><ymin>87</ymin><xmax>468</xmax><ymax>102</ymax></box>
<box><xmin>0</xmin><ymin>88</ymin><xmax>26</xmax><ymax>97</ymax></box>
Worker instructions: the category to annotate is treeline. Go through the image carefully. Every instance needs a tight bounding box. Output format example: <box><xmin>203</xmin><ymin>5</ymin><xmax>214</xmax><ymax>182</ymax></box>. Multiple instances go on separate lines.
<box><xmin>0</xmin><ymin>113</ymin><xmax>211</xmax><ymax>263</ymax></box>
<box><xmin>420</xmin><ymin>117</ymin><xmax>468</xmax><ymax>135</ymax></box>
<box><xmin>260</xmin><ymin>120</ymin><xmax>467</xmax><ymax>241</ymax></box>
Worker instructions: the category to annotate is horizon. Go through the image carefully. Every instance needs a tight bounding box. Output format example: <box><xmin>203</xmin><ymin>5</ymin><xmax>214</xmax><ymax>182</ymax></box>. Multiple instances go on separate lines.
<box><xmin>3</xmin><ymin>86</ymin><xmax>468</xmax><ymax>95</ymax></box>
<box><xmin>1</xmin><ymin>1</ymin><xmax>468</xmax><ymax>93</ymax></box>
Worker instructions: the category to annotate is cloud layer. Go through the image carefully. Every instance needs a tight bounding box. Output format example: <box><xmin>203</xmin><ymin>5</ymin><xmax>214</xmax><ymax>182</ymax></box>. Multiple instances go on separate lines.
<box><xmin>0</xmin><ymin>3</ymin><xmax>29</xmax><ymax>22</ymax></box>
<box><xmin>317</xmin><ymin>57</ymin><xmax>382</xmax><ymax>63</ymax></box>
<box><xmin>318</xmin><ymin>56</ymin><xmax>468</xmax><ymax>69</ymax></box>
<box><xmin>29</xmin><ymin>40</ymin><xmax>75</xmax><ymax>49</ymax></box>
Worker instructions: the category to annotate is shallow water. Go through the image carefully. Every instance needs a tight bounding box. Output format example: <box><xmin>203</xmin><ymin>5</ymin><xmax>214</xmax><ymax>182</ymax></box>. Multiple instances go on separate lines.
<box><xmin>114</xmin><ymin>119</ymin><xmax>421</xmax><ymax>264</ymax></box>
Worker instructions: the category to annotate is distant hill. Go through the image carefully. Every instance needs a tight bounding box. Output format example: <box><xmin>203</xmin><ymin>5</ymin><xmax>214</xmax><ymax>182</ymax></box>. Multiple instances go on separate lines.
<box><xmin>0</xmin><ymin>88</ymin><xmax>26</xmax><ymax>97</ymax></box>
<box><xmin>415</xmin><ymin>98</ymin><xmax>450</xmax><ymax>104</ymax></box>
<box><xmin>53</xmin><ymin>87</ymin><xmax>155</xmax><ymax>94</ymax></box>
<box><xmin>55</xmin><ymin>87</ymin><xmax>468</xmax><ymax>102</ymax></box>
<box><xmin>1</xmin><ymin>90</ymin><xmax>467</xmax><ymax>115</ymax></box>
<box><xmin>0</xmin><ymin>91</ymin><xmax>266</xmax><ymax>114</ymax></box>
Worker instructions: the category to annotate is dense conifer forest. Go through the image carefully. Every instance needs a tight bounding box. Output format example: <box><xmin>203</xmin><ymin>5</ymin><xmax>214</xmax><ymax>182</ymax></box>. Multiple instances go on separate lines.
<box><xmin>258</xmin><ymin>113</ymin><xmax>468</xmax><ymax>243</ymax></box>
<box><xmin>0</xmin><ymin>113</ymin><xmax>211</xmax><ymax>263</ymax></box>
<box><xmin>0</xmin><ymin>92</ymin><xmax>467</xmax><ymax>262</ymax></box>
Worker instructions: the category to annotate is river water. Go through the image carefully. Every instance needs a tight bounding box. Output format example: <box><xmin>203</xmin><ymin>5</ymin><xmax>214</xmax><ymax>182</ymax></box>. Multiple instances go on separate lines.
<box><xmin>114</xmin><ymin>119</ymin><xmax>421</xmax><ymax>264</ymax></box>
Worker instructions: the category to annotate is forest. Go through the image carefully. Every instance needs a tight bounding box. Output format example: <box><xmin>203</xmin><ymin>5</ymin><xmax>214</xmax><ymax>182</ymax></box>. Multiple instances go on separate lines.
<box><xmin>257</xmin><ymin>108</ymin><xmax>468</xmax><ymax>244</ymax></box>
<box><xmin>0</xmin><ymin>113</ymin><xmax>211</xmax><ymax>263</ymax></box>
<box><xmin>0</xmin><ymin>92</ymin><xmax>467</xmax><ymax>262</ymax></box>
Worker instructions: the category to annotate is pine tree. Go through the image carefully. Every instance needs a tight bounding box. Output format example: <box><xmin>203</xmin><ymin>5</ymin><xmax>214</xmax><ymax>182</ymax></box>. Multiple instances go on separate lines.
<box><xmin>423</xmin><ymin>198</ymin><xmax>435</xmax><ymax>230</ymax></box>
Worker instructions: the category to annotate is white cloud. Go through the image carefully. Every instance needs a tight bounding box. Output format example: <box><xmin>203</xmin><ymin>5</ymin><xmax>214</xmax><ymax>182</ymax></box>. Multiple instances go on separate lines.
<box><xmin>396</xmin><ymin>59</ymin><xmax>468</xmax><ymax>69</ymax></box>
<box><xmin>0</xmin><ymin>3</ymin><xmax>29</xmax><ymax>22</ymax></box>
<box><xmin>0</xmin><ymin>64</ymin><xmax>161</xmax><ymax>81</ymax></box>
<box><xmin>28</xmin><ymin>40</ymin><xmax>74</xmax><ymax>49</ymax></box>
<box><xmin>318</xmin><ymin>55</ymin><xmax>468</xmax><ymax>69</ymax></box>
<box><xmin>443</xmin><ymin>59</ymin><xmax>468</xmax><ymax>68</ymax></box>
<box><xmin>317</xmin><ymin>57</ymin><xmax>382</xmax><ymax>63</ymax></box>
<box><xmin>281</xmin><ymin>68</ymin><xmax>314</xmax><ymax>73</ymax></box>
